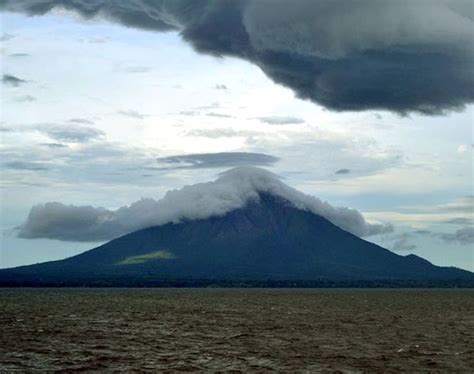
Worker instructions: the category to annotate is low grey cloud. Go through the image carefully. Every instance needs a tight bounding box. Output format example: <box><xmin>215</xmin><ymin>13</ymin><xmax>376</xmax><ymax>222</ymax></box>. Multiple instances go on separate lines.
<box><xmin>9</xmin><ymin>53</ymin><xmax>29</xmax><ymax>58</ymax></box>
<box><xmin>392</xmin><ymin>234</ymin><xmax>417</xmax><ymax>252</ymax></box>
<box><xmin>118</xmin><ymin>109</ymin><xmax>147</xmax><ymax>120</ymax></box>
<box><xmin>40</xmin><ymin>125</ymin><xmax>104</xmax><ymax>143</ymax></box>
<box><xmin>4</xmin><ymin>161</ymin><xmax>50</xmax><ymax>171</ymax></box>
<box><xmin>2</xmin><ymin>74</ymin><xmax>27</xmax><ymax>87</ymax></box>
<box><xmin>335</xmin><ymin>168</ymin><xmax>350</xmax><ymax>175</ymax></box>
<box><xmin>18</xmin><ymin>203</ymin><xmax>115</xmax><ymax>242</ymax></box>
<box><xmin>443</xmin><ymin>217</ymin><xmax>473</xmax><ymax>225</ymax></box>
<box><xmin>17</xmin><ymin>167</ymin><xmax>391</xmax><ymax>241</ymax></box>
<box><xmin>68</xmin><ymin>118</ymin><xmax>94</xmax><ymax>125</ymax></box>
<box><xmin>39</xmin><ymin>143</ymin><xmax>68</xmax><ymax>148</ymax></box>
<box><xmin>3</xmin><ymin>1</ymin><xmax>472</xmax><ymax>115</ymax></box>
<box><xmin>121</xmin><ymin>65</ymin><xmax>152</xmax><ymax>74</ymax></box>
<box><xmin>14</xmin><ymin>95</ymin><xmax>36</xmax><ymax>102</ymax></box>
<box><xmin>413</xmin><ymin>230</ymin><xmax>432</xmax><ymax>235</ymax></box>
<box><xmin>0</xmin><ymin>32</ymin><xmax>15</xmax><ymax>41</ymax></box>
<box><xmin>257</xmin><ymin>116</ymin><xmax>305</xmax><ymax>125</ymax></box>
<box><xmin>389</xmin><ymin>226</ymin><xmax>474</xmax><ymax>250</ymax></box>
<box><xmin>155</xmin><ymin>152</ymin><xmax>279</xmax><ymax>170</ymax></box>
<box><xmin>179</xmin><ymin>110</ymin><xmax>198</xmax><ymax>116</ymax></box>
<box><xmin>438</xmin><ymin>226</ymin><xmax>474</xmax><ymax>245</ymax></box>
<box><xmin>389</xmin><ymin>230</ymin><xmax>432</xmax><ymax>252</ymax></box>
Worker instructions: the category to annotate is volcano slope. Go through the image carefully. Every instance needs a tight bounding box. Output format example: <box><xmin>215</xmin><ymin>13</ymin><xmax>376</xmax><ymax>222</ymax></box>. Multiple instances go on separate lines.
<box><xmin>1</xmin><ymin>191</ymin><xmax>472</xmax><ymax>287</ymax></box>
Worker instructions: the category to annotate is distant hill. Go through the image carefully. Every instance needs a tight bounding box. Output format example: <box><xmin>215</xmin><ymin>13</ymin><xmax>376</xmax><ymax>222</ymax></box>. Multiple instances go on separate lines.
<box><xmin>1</xmin><ymin>192</ymin><xmax>472</xmax><ymax>287</ymax></box>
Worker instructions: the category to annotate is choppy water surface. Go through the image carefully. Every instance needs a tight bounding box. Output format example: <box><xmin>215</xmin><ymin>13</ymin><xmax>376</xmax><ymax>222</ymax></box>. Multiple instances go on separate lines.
<box><xmin>1</xmin><ymin>288</ymin><xmax>473</xmax><ymax>372</ymax></box>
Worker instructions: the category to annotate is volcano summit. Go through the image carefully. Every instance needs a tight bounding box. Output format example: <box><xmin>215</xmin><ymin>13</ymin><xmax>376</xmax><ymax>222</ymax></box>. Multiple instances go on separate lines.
<box><xmin>1</xmin><ymin>168</ymin><xmax>472</xmax><ymax>287</ymax></box>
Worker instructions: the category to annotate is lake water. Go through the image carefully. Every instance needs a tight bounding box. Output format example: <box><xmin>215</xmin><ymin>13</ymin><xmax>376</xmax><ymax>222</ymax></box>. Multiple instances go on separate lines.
<box><xmin>1</xmin><ymin>288</ymin><xmax>473</xmax><ymax>372</ymax></box>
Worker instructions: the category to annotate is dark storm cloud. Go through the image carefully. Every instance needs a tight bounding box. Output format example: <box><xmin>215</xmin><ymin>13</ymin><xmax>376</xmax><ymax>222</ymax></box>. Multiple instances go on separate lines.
<box><xmin>335</xmin><ymin>168</ymin><xmax>351</xmax><ymax>175</ymax></box>
<box><xmin>155</xmin><ymin>152</ymin><xmax>279</xmax><ymax>170</ymax></box>
<box><xmin>2</xmin><ymin>0</ymin><xmax>473</xmax><ymax>115</ymax></box>
<box><xmin>257</xmin><ymin>116</ymin><xmax>305</xmax><ymax>125</ymax></box>
<box><xmin>2</xmin><ymin>74</ymin><xmax>27</xmax><ymax>87</ymax></box>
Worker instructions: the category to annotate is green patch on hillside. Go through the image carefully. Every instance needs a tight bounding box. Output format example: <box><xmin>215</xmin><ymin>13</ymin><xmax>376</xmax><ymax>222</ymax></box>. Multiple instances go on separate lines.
<box><xmin>116</xmin><ymin>250</ymin><xmax>177</xmax><ymax>265</ymax></box>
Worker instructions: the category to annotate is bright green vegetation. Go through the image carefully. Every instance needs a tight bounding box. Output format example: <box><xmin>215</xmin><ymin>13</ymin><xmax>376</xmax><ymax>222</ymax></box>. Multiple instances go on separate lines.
<box><xmin>117</xmin><ymin>250</ymin><xmax>177</xmax><ymax>265</ymax></box>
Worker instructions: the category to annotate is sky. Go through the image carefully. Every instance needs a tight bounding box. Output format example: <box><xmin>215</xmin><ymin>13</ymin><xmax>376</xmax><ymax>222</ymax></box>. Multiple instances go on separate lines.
<box><xmin>0</xmin><ymin>1</ymin><xmax>473</xmax><ymax>271</ymax></box>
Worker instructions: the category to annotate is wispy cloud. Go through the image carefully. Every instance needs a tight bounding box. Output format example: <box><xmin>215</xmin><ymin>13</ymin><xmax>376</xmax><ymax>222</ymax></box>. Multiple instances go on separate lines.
<box><xmin>186</xmin><ymin>128</ymin><xmax>256</xmax><ymax>139</ymax></box>
<box><xmin>117</xmin><ymin>109</ymin><xmax>147</xmax><ymax>120</ymax></box>
<box><xmin>154</xmin><ymin>152</ymin><xmax>279</xmax><ymax>170</ymax></box>
<box><xmin>443</xmin><ymin>217</ymin><xmax>473</xmax><ymax>225</ymax></box>
<box><xmin>39</xmin><ymin>124</ymin><xmax>104</xmax><ymax>143</ymax></box>
<box><xmin>4</xmin><ymin>161</ymin><xmax>50</xmax><ymax>171</ymax></box>
<box><xmin>257</xmin><ymin>116</ymin><xmax>305</xmax><ymax>125</ymax></box>
<box><xmin>438</xmin><ymin>226</ymin><xmax>474</xmax><ymax>245</ymax></box>
<box><xmin>9</xmin><ymin>53</ymin><xmax>29</xmax><ymax>58</ymax></box>
<box><xmin>68</xmin><ymin>118</ymin><xmax>94</xmax><ymax>125</ymax></box>
<box><xmin>206</xmin><ymin>112</ymin><xmax>233</xmax><ymax>118</ymax></box>
<box><xmin>2</xmin><ymin>74</ymin><xmax>27</xmax><ymax>87</ymax></box>
<box><xmin>14</xmin><ymin>95</ymin><xmax>36</xmax><ymax>103</ymax></box>
<box><xmin>0</xmin><ymin>32</ymin><xmax>15</xmax><ymax>42</ymax></box>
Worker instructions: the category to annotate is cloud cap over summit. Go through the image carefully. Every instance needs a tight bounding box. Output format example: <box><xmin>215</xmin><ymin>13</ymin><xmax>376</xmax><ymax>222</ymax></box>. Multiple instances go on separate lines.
<box><xmin>17</xmin><ymin>166</ymin><xmax>392</xmax><ymax>242</ymax></box>
<box><xmin>2</xmin><ymin>0</ymin><xmax>473</xmax><ymax>115</ymax></box>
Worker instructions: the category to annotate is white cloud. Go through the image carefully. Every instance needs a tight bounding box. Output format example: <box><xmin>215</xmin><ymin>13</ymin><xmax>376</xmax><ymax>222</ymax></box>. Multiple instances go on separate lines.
<box><xmin>457</xmin><ymin>143</ymin><xmax>474</xmax><ymax>154</ymax></box>
<box><xmin>18</xmin><ymin>167</ymin><xmax>392</xmax><ymax>241</ymax></box>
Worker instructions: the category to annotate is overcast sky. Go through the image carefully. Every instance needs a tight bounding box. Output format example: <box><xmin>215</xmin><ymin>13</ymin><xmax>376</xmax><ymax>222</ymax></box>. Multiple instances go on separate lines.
<box><xmin>0</xmin><ymin>1</ymin><xmax>473</xmax><ymax>271</ymax></box>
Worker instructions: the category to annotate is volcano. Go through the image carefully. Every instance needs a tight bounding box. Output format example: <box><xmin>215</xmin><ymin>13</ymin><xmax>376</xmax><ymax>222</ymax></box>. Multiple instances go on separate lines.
<box><xmin>1</xmin><ymin>168</ymin><xmax>472</xmax><ymax>287</ymax></box>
